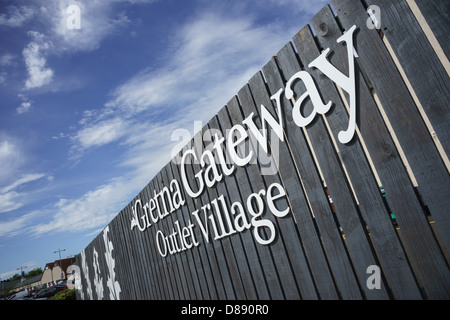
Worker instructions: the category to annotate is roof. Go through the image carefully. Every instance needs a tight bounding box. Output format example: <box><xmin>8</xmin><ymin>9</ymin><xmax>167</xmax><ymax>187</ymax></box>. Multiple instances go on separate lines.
<box><xmin>44</xmin><ymin>257</ymin><xmax>76</xmax><ymax>273</ymax></box>
<box><xmin>12</xmin><ymin>274</ymin><xmax>43</xmax><ymax>290</ymax></box>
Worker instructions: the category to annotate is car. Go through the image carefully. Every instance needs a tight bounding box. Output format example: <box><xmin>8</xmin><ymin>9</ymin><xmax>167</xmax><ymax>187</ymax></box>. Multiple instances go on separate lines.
<box><xmin>26</xmin><ymin>284</ymin><xmax>68</xmax><ymax>300</ymax></box>
<box><xmin>7</xmin><ymin>290</ymin><xmax>30</xmax><ymax>300</ymax></box>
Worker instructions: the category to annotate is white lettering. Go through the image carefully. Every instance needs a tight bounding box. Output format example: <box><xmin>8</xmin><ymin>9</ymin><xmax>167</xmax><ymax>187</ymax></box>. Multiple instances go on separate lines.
<box><xmin>308</xmin><ymin>25</ymin><xmax>358</xmax><ymax>144</ymax></box>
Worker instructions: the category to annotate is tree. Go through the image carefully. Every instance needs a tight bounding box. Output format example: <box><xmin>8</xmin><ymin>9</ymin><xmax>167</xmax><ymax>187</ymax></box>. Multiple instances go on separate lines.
<box><xmin>26</xmin><ymin>267</ymin><xmax>43</xmax><ymax>278</ymax></box>
<box><xmin>10</xmin><ymin>274</ymin><xmax>21</xmax><ymax>281</ymax></box>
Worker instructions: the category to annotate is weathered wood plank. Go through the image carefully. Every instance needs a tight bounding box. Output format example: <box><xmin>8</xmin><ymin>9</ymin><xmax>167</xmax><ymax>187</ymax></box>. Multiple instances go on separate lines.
<box><xmin>255</xmin><ymin>66</ymin><xmax>363</xmax><ymax>299</ymax></box>
<box><xmin>291</xmin><ymin>23</ymin><xmax>422</xmax><ymax>299</ymax></box>
<box><xmin>217</xmin><ymin>102</ymin><xmax>271</xmax><ymax>299</ymax></box>
<box><xmin>331</xmin><ymin>0</ymin><xmax>450</xmax><ymax>258</ymax></box>
<box><xmin>164</xmin><ymin>161</ymin><xmax>200</xmax><ymax>299</ymax></box>
<box><xmin>237</xmin><ymin>81</ymin><xmax>311</xmax><ymax>299</ymax></box>
<box><xmin>226</xmin><ymin>92</ymin><xmax>287</xmax><ymax>299</ymax></box>
<box><xmin>152</xmin><ymin>171</ymin><xmax>180</xmax><ymax>299</ymax></box>
<box><xmin>147</xmin><ymin>177</ymin><xmax>173</xmax><ymax>299</ymax></box>
<box><xmin>128</xmin><ymin>194</ymin><xmax>156</xmax><ymax>299</ymax></box>
<box><xmin>110</xmin><ymin>211</ymin><xmax>135</xmax><ymax>299</ymax></box>
<box><xmin>365</xmin><ymin>0</ymin><xmax>450</xmax><ymax>243</ymax></box>
<box><xmin>123</xmin><ymin>202</ymin><xmax>151</xmax><ymax>299</ymax></box>
<box><xmin>117</xmin><ymin>207</ymin><xmax>140</xmax><ymax>299</ymax></box>
<box><xmin>202</xmin><ymin>117</ymin><xmax>249</xmax><ymax>299</ymax></box>
<box><xmin>365</xmin><ymin>0</ymin><xmax>450</xmax><ymax>155</ymax></box>
<box><xmin>159</xmin><ymin>164</ymin><xmax>191</xmax><ymax>299</ymax></box>
<box><xmin>189</xmin><ymin>128</ymin><xmax>229</xmax><ymax>299</ymax></box>
<box><xmin>192</xmin><ymin>125</ymin><xmax>238</xmax><ymax>299</ymax></box>
<box><xmin>172</xmin><ymin>143</ymin><xmax>213</xmax><ymax>299</ymax></box>
<box><xmin>140</xmin><ymin>183</ymin><xmax>163</xmax><ymax>299</ymax></box>
<box><xmin>168</xmin><ymin>157</ymin><xmax>206</xmax><ymax>299</ymax></box>
<box><xmin>318</xmin><ymin>2</ymin><xmax>450</xmax><ymax>299</ymax></box>
<box><xmin>101</xmin><ymin>215</ymin><xmax>126</xmax><ymax>299</ymax></box>
<box><xmin>260</xmin><ymin>54</ymin><xmax>388</xmax><ymax>299</ymax></box>
<box><xmin>246</xmin><ymin>70</ymin><xmax>335</xmax><ymax>299</ymax></box>
<box><xmin>177</xmin><ymin>139</ymin><xmax>220</xmax><ymax>299</ymax></box>
<box><xmin>414</xmin><ymin>0</ymin><xmax>450</xmax><ymax>57</ymax></box>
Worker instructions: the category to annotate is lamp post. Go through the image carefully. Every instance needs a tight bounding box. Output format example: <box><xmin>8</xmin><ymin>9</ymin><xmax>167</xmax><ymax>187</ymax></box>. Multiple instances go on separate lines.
<box><xmin>53</xmin><ymin>249</ymin><xmax>66</xmax><ymax>280</ymax></box>
<box><xmin>16</xmin><ymin>265</ymin><xmax>27</xmax><ymax>282</ymax></box>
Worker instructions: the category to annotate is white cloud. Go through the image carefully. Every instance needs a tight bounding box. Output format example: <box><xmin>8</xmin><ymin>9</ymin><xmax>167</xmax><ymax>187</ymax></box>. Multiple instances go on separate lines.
<box><xmin>17</xmin><ymin>102</ymin><xmax>32</xmax><ymax>114</ymax></box>
<box><xmin>0</xmin><ymin>173</ymin><xmax>47</xmax><ymax>214</ymax></box>
<box><xmin>106</xmin><ymin>11</ymin><xmax>289</xmax><ymax>118</ymax></box>
<box><xmin>0</xmin><ymin>53</ymin><xmax>16</xmax><ymax>67</ymax></box>
<box><xmin>15</xmin><ymin>0</ymin><xmax>152</xmax><ymax>92</ymax></box>
<box><xmin>0</xmin><ymin>5</ymin><xmax>34</xmax><ymax>28</ymax></box>
<box><xmin>0</xmin><ymin>211</ymin><xmax>40</xmax><ymax>238</ymax></box>
<box><xmin>43</xmin><ymin>0</ymin><xmax>138</xmax><ymax>53</ymax></box>
<box><xmin>27</xmin><ymin>4</ymin><xmax>318</xmax><ymax>238</ymax></box>
<box><xmin>73</xmin><ymin>117</ymin><xmax>128</xmax><ymax>149</ymax></box>
<box><xmin>0</xmin><ymin>136</ymin><xmax>25</xmax><ymax>184</ymax></box>
<box><xmin>22</xmin><ymin>31</ymin><xmax>54</xmax><ymax>90</ymax></box>
<box><xmin>30</xmin><ymin>176</ymin><xmax>141</xmax><ymax>236</ymax></box>
<box><xmin>1</xmin><ymin>173</ymin><xmax>47</xmax><ymax>195</ymax></box>
<box><xmin>0</xmin><ymin>191</ymin><xmax>22</xmax><ymax>214</ymax></box>
<box><xmin>16</xmin><ymin>93</ymin><xmax>33</xmax><ymax>114</ymax></box>
<box><xmin>265</xmin><ymin>0</ymin><xmax>330</xmax><ymax>15</ymax></box>
<box><xmin>0</xmin><ymin>53</ymin><xmax>17</xmax><ymax>86</ymax></box>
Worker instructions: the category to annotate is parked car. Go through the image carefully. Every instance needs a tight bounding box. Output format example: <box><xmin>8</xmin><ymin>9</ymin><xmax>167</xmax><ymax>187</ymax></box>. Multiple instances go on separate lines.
<box><xmin>7</xmin><ymin>290</ymin><xmax>30</xmax><ymax>300</ymax></box>
<box><xmin>25</xmin><ymin>284</ymin><xmax>67</xmax><ymax>300</ymax></box>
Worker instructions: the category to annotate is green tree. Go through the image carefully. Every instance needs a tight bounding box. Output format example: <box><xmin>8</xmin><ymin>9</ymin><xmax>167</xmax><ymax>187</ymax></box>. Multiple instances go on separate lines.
<box><xmin>10</xmin><ymin>274</ymin><xmax>21</xmax><ymax>281</ymax></box>
<box><xmin>26</xmin><ymin>267</ymin><xmax>43</xmax><ymax>277</ymax></box>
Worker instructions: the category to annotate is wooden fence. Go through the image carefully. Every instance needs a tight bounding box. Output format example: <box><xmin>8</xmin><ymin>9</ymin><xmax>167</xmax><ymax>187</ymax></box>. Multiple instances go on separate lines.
<box><xmin>73</xmin><ymin>0</ymin><xmax>450</xmax><ymax>300</ymax></box>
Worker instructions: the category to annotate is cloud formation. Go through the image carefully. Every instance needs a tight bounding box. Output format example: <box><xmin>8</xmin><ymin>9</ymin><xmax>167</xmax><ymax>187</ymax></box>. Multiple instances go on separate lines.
<box><xmin>0</xmin><ymin>5</ymin><xmax>34</xmax><ymax>28</ymax></box>
<box><xmin>22</xmin><ymin>31</ymin><xmax>54</xmax><ymax>90</ymax></box>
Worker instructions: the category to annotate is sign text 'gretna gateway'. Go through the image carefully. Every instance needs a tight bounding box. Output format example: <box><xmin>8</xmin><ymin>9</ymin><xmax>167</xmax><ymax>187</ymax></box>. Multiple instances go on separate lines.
<box><xmin>130</xmin><ymin>26</ymin><xmax>358</xmax><ymax>257</ymax></box>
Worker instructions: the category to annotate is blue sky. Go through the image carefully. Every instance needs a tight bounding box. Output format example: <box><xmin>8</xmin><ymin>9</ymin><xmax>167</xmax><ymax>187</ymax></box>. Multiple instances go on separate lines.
<box><xmin>0</xmin><ymin>0</ymin><xmax>329</xmax><ymax>280</ymax></box>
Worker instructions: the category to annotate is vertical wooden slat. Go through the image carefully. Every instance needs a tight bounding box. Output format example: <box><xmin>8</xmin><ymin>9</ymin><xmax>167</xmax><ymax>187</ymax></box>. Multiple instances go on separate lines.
<box><xmin>256</xmin><ymin>65</ymin><xmax>364</xmax><ymax>299</ymax></box>
<box><xmin>110</xmin><ymin>212</ymin><xmax>133</xmax><ymax>299</ymax></box>
<box><xmin>191</xmin><ymin>126</ymin><xmax>237</xmax><ymax>299</ymax></box>
<box><xmin>161</xmin><ymin>163</ymin><xmax>195</xmax><ymax>299</ymax></box>
<box><xmin>364</xmin><ymin>0</ymin><xmax>450</xmax><ymax>244</ymax></box>
<box><xmin>169</xmin><ymin>157</ymin><xmax>207</xmax><ymax>299</ymax></box>
<box><xmin>152</xmin><ymin>172</ymin><xmax>178</xmax><ymax>299</ymax></box>
<box><xmin>291</xmin><ymin>24</ymin><xmax>422</xmax><ymax>299</ymax></box>
<box><xmin>226</xmin><ymin>92</ymin><xmax>287</xmax><ymax>299</ymax></box>
<box><xmin>126</xmin><ymin>199</ymin><xmax>151</xmax><ymax>299</ymax></box>
<box><xmin>157</xmin><ymin>166</ymin><xmax>186</xmax><ymax>299</ymax></box>
<box><xmin>206</xmin><ymin>115</ymin><xmax>259</xmax><ymax>299</ymax></box>
<box><xmin>319</xmin><ymin>2</ymin><xmax>450</xmax><ymax>299</ymax></box>
<box><xmin>237</xmin><ymin>82</ymin><xmax>312</xmax><ymax>299</ymax></box>
<box><xmin>107</xmin><ymin>213</ymin><xmax>127</xmax><ymax>299</ymax></box>
<box><xmin>201</xmin><ymin>119</ymin><xmax>249</xmax><ymax>299</ymax></box>
<box><xmin>120</xmin><ymin>204</ymin><xmax>144</xmax><ymax>299</ymax></box>
<box><xmin>217</xmin><ymin>103</ymin><xmax>272</xmax><ymax>300</ymax></box>
<box><xmin>246</xmin><ymin>70</ymin><xmax>335</xmax><ymax>299</ymax></box>
<box><xmin>259</xmin><ymin>54</ymin><xmax>390</xmax><ymax>299</ymax></box>
<box><xmin>140</xmin><ymin>183</ymin><xmax>161</xmax><ymax>299</ymax></box>
<box><xmin>413</xmin><ymin>0</ymin><xmax>450</xmax><ymax>58</ymax></box>
<box><xmin>173</xmin><ymin>144</ymin><xmax>213</xmax><ymax>299</ymax></box>
<box><xmin>163</xmin><ymin>162</ymin><xmax>198</xmax><ymax>300</ymax></box>
<box><xmin>178</xmin><ymin>139</ymin><xmax>218</xmax><ymax>299</ymax></box>
<box><xmin>331</xmin><ymin>0</ymin><xmax>450</xmax><ymax>259</ymax></box>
